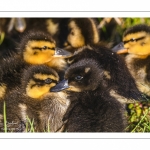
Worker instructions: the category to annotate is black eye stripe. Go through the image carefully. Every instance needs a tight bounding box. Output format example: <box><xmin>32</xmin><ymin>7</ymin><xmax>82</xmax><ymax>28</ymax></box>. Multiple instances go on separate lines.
<box><xmin>32</xmin><ymin>77</ymin><xmax>58</xmax><ymax>86</ymax></box>
<box><xmin>32</xmin><ymin>47</ymin><xmax>54</xmax><ymax>51</ymax></box>
<box><xmin>123</xmin><ymin>36</ymin><xmax>146</xmax><ymax>44</ymax></box>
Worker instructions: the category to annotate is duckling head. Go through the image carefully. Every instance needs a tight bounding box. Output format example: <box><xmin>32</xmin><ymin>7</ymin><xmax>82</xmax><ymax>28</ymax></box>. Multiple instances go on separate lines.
<box><xmin>18</xmin><ymin>30</ymin><xmax>71</xmax><ymax>65</ymax></box>
<box><xmin>21</xmin><ymin>65</ymin><xmax>59</xmax><ymax>99</ymax></box>
<box><xmin>112</xmin><ymin>24</ymin><xmax>150</xmax><ymax>57</ymax></box>
<box><xmin>64</xmin><ymin>18</ymin><xmax>100</xmax><ymax>52</ymax></box>
<box><xmin>51</xmin><ymin>58</ymin><xmax>107</xmax><ymax>92</ymax></box>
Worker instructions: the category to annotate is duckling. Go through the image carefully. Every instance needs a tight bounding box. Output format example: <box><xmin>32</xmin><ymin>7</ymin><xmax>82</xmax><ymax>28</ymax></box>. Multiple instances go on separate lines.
<box><xmin>50</xmin><ymin>58</ymin><xmax>127</xmax><ymax>132</ymax></box>
<box><xmin>112</xmin><ymin>24</ymin><xmax>150</xmax><ymax>97</ymax></box>
<box><xmin>18</xmin><ymin>30</ymin><xmax>71</xmax><ymax>70</ymax></box>
<box><xmin>0</xmin><ymin>30</ymin><xmax>71</xmax><ymax>99</ymax></box>
<box><xmin>0</xmin><ymin>65</ymin><xmax>70</xmax><ymax>132</ymax></box>
<box><xmin>62</xmin><ymin>18</ymin><xmax>100</xmax><ymax>53</ymax></box>
<box><xmin>64</xmin><ymin>45</ymin><xmax>145</xmax><ymax>102</ymax></box>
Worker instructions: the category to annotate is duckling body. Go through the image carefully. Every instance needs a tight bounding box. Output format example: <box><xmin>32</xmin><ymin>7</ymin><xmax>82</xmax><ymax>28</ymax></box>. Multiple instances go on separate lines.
<box><xmin>0</xmin><ymin>30</ymin><xmax>71</xmax><ymax>99</ymax></box>
<box><xmin>63</xmin><ymin>92</ymin><xmax>126</xmax><ymax>132</ymax></box>
<box><xmin>51</xmin><ymin>58</ymin><xmax>127</xmax><ymax>132</ymax></box>
<box><xmin>112</xmin><ymin>24</ymin><xmax>150</xmax><ymax>97</ymax></box>
<box><xmin>0</xmin><ymin>65</ymin><xmax>70</xmax><ymax>132</ymax></box>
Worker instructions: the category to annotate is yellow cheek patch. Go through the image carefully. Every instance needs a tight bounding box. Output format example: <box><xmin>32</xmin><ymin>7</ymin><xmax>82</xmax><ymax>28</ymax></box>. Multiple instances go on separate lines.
<box><xmin>23</xmin><ymin>49</ymin><xmax>55</xmax><ymax>64</ymax></box>
<box><xmin>26</xmin><ymin>80</ymin><xmax>56</xmax><ymax>99</ymax></box>
<box><xmin>0</xmin><ymin>84</ymin><xmax>7</xmax><ymax>99</ymax></box>
<box><xmin>68</xmin><ymin>21</ymin><xmax>85</xmax><ymax>48</ymax></box>
<box><xmin>34</xmin><ymin>73</ymin><xmax>58</xmax><ymax>82</ymax></box>
<box><xmin>23</xmin><ymin>40</ymin><xmax>56</xmax><ymax>64</ymax></box>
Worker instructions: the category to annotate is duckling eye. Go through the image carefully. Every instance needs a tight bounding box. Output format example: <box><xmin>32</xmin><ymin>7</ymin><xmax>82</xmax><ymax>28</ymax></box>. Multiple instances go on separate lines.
<box><xmin>75</xmin><ymin>76</ymin><xmax>83</xmax><ymax>81</ymax></box>
<box><xmin>34</xmin><ymin>52</ymin><xmax>38</xmax><ymax>55</ymax></box>
<box><xmin>42</xmin><ymin>46</ymin><xmax>48</xmax><ymax>50</ymax></box>
<box><xmin>71</xmin><ymin>31</ymin><xmax>74</xmax><ymax>35</ymax></box>
<box><xmin>130</xmin><ymin>38</ymin><xmax>136</xmax><ymax>42</ymax></box>
<box><xmin>141</xmin><ymin>42</ymin><xmax>145</xmax><ymax>46</ymax></box>
<box><xmin>44</xmin><ymin>78</ymin><xmax>52</xmax><ymax>84</ymax></box>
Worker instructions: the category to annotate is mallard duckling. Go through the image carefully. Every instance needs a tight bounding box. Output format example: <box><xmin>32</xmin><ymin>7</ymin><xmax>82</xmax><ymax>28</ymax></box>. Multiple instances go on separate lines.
<box><xmin>51</xmin><ymin>58</ymin><xmax>127</xmax><ymax>132</ymax></box>
<box><xmin>0</xmin><ymin>65</ymin><xmax>69</xmax><ymax>132</ymax></box>
<box><xmin>18</xmin><ymin>30</ymin><xmax>71</xmax><ymax>70</ymax></box>
<box><xmin>62</xmin><ymin>18</ymin><xmax>100</xmax><ymax>53</ymax></box>
<box><xmin>64</xmin><ymin>45</ymin><xmax>145</xmax><ymax>102</ymax></box>
<box><xmin>112</xmin><ymin>24</ymin><xmax>150</xmax><ymax>97</ymax></box>
<box><xmin>0</xmin><ymin>30</ymin><xmax>71</xmax><ymax>98</ymax></box>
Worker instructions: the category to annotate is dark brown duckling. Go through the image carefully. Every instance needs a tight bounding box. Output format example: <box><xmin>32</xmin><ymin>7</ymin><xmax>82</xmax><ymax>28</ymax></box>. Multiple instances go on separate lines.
<box><xmin>51</xmin><ymin>58</ymin><xmax>127</xmax><ymax>132</ymax></box>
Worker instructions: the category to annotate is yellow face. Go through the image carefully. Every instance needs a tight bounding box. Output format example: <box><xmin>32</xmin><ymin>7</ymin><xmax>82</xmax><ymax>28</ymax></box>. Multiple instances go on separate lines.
<box><xmin>123</xmin><ymin>31</ymin><xmax>150</xmax><ymax>56</ymax></box>
<box><xmin>26</xmin><ymin>73</ymin><xmax>58</xmax><ymax>99</ymax></box>
<box><xmin>23</xmin><ymin>40</ymin><xmax>56</xmax><ymax>64</ymax></box>
<box><xmin>66</xmin><ymin>21</ymin><xmax>85</xmax><ymax>48</ymax></box>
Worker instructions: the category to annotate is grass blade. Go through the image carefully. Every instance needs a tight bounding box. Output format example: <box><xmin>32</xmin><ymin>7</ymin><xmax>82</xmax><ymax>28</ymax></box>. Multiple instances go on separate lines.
<box><xmin>3</xmin><ymin>101</ymin><xmax>7</xmax><ymax>133</ymax></box>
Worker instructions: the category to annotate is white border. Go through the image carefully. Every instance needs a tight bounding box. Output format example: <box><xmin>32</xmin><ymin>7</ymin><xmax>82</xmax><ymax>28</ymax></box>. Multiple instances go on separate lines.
<box><xmin>0</xmin><ymin>0</ymin><xmax>150</xmax><ymax>12</ymax></box>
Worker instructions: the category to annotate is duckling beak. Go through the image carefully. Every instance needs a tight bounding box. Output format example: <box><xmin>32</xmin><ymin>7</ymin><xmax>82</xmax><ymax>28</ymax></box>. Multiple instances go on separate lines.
<box><xmin>55</xmin><ymin>47</ymin><xmax>72</xmax><ymax>56</ymax></box>
<box><xmin>112</xmin><ymin>42</ymin><xmax>128</xmax><ymax>54</ymax></box>
<box><xmin>50</xmin><ymin>79</ymin><xmax>69</xmax><ymax>92</ymax></box>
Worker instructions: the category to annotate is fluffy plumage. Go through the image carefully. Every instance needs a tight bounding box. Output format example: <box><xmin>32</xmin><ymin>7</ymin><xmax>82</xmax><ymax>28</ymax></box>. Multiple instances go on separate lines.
<box><xmin>0</xmin><ymin>65</ymin><xmax>70</xmax><ymax>132</ymax></box>
<box><xmin>112</xmin><ymin>24</ymin><xmax>150</xmax><ymax>97</ymax></box>
<box><xmin>65</xmin><ymin>45</ymin><xmax>145</xmax><ymax>102</ymax></box>
<box><xmin>0</xmin><ymin>30</ymin><xmax>71</xmax><ymax>100</ymax></box>
<box><xmin>51</xmin><ymin>58</ymin><xmax>127</xmax><ymax>132</ymax></box>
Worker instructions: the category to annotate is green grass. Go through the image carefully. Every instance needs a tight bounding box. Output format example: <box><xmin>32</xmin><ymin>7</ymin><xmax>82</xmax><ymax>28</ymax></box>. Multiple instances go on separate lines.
<box><xmin>3</xmin><ymin>101</ymin><xmax>7</xmax><ymax>132</ymax></box>
<box><xmin>0</xmin><ymin>32</ymin><xmax>5</xmax><ymax>45</ymax></box>
<box><xmin>25</xmin><ymin>116</ymin><xmax>35</xmax><ymax>132</ymax></box>
<box><xmin>125</xmin><ymin>101</ymin><xmax>150</xmax><ymax>132</ymax></box>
